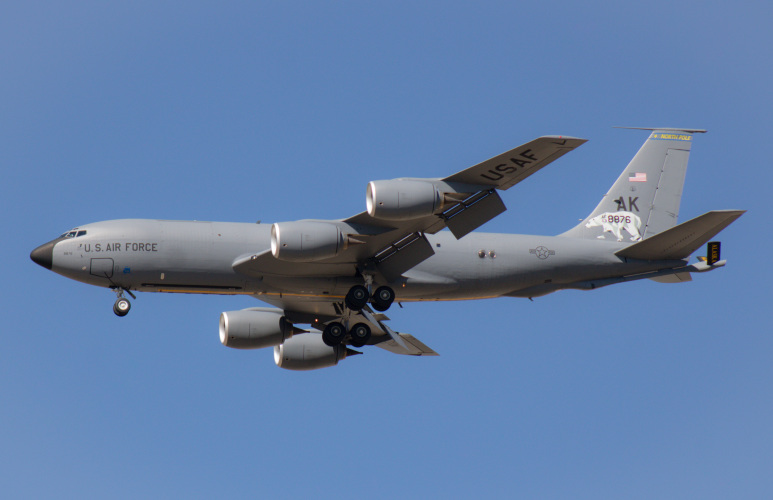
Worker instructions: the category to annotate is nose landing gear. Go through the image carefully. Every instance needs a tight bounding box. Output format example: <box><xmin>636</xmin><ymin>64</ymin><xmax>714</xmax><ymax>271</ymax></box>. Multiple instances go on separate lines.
<box><xmin>113</xmin><ymin>298</ymin><xmax>131</xmax><ymax>316</ymax></box>
<box><xmin>111</xmin><ymin>287</ymin><xmax>136</xmax><ymax>317</ymax></box>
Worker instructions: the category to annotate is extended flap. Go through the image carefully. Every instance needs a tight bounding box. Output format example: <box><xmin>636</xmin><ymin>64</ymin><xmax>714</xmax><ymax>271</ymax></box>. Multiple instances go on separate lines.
<box><xmin>375</xmin><ymin>334</ymin><xmax>439</xmax><ymax>356</ymax></box>
<box><xmin>375</xmin><ymin>232</ymin><xmax>435</xmax><ymax>282</ymax></box>
<box><xmin>444</xmin><ymin>190</ymin><xmax>507</xmax><ymax>239</ymax></box>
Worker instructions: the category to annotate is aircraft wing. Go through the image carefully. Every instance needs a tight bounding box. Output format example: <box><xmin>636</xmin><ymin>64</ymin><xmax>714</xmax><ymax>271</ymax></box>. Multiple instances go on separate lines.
<box><xmin>442</xmin><ymin>135</ymin><xmax>587</xmax><ymax>190</ymax></box>
<box><xmin>234</xmin><ymin>136</ymin><xmax>586</xmax><ymax>282</ymax></box>
<box><xmin>253</xmin><ymin>292</ymin><xmax>346</xmax><ymax>323</ymax></box>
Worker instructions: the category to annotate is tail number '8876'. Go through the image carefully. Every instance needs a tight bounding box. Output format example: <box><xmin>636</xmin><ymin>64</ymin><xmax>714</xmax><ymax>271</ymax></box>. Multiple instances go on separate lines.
<box><xmin>603</xmin><ymin>214</ymin><xmax>632</xmax><ymax>224</ymax></box>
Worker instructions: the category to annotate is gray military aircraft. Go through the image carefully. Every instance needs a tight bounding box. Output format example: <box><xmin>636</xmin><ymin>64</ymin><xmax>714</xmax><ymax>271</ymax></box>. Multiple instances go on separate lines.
<box><xmin>31</xmin><ymin>128</ymin><xmax>743</xmax><ymax>370</ymax></box>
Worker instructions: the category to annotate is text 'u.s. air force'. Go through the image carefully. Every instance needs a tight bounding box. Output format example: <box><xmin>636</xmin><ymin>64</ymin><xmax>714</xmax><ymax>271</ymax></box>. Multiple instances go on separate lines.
<box><xmin>82</xmin><ymin>242</ymin><xmax>159</xmax><ymax>252</ymax></box>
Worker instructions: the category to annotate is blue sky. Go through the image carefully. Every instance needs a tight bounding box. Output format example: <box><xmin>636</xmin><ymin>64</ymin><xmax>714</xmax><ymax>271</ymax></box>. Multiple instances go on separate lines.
<box><xmin>3</xmin><ymin>1</ymin><xmax>772</xmax><ymax>498</ymax></box>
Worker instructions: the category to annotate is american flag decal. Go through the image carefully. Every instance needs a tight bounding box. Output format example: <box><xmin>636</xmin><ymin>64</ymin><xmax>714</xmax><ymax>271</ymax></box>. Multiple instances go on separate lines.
<box><xmin>629</xmin><ymin>172</ymin><xmax>647</xmax><ymax>182</ymax></box>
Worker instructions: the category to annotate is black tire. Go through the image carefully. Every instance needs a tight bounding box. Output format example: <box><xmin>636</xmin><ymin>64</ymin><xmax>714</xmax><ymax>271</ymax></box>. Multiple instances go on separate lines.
<box><xmin>113</xmin><ymin>298</ymin><xmax>131</xmax><ymax>317</ymax></box>
<box><xmin>371</xmin><ymin>286</ymin><xmax>395</xmax><ymax>312</ymax></box>
<box><xmin>345</xmin><ymin>285</ymin><xmax>369</xmax><ymax>311</ymax></box>
<box><xmin>349</xmin><ymin>323</ymin><xmax>371</xmax><ymax>348</ymax></box>
<box><xmin>322</xmin><ymin>322</ymin><xmax>346</xmax><ymax>346</ymax></box>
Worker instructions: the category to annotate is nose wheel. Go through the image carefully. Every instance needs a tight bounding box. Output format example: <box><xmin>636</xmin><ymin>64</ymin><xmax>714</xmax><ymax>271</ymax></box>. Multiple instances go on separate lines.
<box><xmin>111</xmin><ymin>287</ymin><xmax>136</xmax><ymax>317</ymax></box>
<box><xmin>113</xmin><ymin>298</ymin><xmax>131</xmax><ymax>317</ymax></box>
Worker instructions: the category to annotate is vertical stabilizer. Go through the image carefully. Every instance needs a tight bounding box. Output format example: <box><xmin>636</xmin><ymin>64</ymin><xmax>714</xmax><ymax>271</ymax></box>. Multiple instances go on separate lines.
<box><xmin>561</xmin><ymin>128</ymin><xmax>706</xmax><ymax>242</ymax></box>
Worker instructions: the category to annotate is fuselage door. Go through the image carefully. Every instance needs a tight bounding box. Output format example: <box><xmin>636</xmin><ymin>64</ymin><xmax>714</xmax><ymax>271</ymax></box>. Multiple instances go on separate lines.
<box><xmin>90</xmin><ymin>257</ymin><xmax>114</xmax><ymax>278</ymax></box>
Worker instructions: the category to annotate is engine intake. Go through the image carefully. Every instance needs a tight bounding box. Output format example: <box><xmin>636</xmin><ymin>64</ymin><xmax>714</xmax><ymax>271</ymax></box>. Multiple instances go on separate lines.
<box><xmin>274</xmin><ymin>333</ymin><xmax>358</xmax><ymax>371</ymax></box>
<box><xmin>219</xmin><ymin>308</ymin><xmax>295</xmax><ymax>349</ymax></box>
<box><xmin>366</xmin><ymin>179</ymin><xmax>444</xmax><ymax>220</ymax></box>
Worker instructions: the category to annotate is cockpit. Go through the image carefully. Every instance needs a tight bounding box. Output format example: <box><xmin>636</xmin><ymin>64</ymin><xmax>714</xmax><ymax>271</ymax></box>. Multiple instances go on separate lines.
<box><xmin>60</xmin><ymin>229</ymin><xmax>88</xmax><ymax>238</ymax></box>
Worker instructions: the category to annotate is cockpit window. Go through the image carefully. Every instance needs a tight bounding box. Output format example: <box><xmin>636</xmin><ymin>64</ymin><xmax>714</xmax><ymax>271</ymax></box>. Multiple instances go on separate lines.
<box><xmin>60</xmin><ymin>229</ymin><xmax>86</xmax><ymax>238</ymax></box>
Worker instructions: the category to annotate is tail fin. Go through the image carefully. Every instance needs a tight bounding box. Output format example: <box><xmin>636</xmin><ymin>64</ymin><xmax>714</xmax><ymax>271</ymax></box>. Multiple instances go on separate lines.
<box><xmin>561</xmin><ymin>128</ymin><xmax>707</xmax><ymax>242</ymax></box>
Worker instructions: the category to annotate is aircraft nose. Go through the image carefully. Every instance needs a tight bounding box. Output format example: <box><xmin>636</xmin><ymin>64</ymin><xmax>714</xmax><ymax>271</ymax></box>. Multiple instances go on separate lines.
<box><xmin>30</xmin><ymin>240</ymin><xmax>57</xmax><ymax>270</ymax></box>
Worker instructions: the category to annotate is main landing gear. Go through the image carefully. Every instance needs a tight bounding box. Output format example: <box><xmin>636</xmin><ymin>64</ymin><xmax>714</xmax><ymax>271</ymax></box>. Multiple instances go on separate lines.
<box><xmin>344</xmin><ymin>285</ymin><xmax>395</xmax><ymax>312</ymax></box>
<box><xmin>111</xmin><ymin>287</ymin><xmax>136</xmax><ymax>317</ymax></box>
<box><xmin>322</xmin><ymin>283</ymin><xmax>396</xmax><ymax>347</ymax></box>
<box><xmin>322</xmin><ymin>321</ymin><xmax>372</xmax><ymax>348</ymax></box>
<box><xmin>371</xmin><ymin>286</ymin><xmax>396</xmax><ymax>312</ymax></box>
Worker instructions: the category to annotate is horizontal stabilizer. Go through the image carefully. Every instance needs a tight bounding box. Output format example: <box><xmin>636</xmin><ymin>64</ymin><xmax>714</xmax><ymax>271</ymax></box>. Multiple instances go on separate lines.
<box><xmin>616</xmin><ymin>210</ymin><xmax>745</xmax><ymax>261</ymax></box>
<box><xmin>649</xmin><ymin>272</ymin><xmax>692</xmax><ymax>283</ymax></box>
<box><xmin>376</xmin><ymin>334</ymin><xmax>439</xmax><ymax>356</ymax></box>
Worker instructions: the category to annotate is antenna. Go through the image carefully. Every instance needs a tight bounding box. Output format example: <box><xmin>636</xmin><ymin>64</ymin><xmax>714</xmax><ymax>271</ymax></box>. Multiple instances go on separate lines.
<box><xmin>613</xmin><ymin>126</ymin><xmax>707</xmax><ymax>133</ymax></box>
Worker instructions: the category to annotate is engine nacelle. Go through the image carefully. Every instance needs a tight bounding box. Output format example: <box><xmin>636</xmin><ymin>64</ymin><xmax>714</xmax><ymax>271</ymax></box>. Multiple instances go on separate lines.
<box><xmin>219</xmin><ymin>308</ymin><xmax>294</xmax><ymax>349</ymax></box>
<box><xmin>366</xmin><ymin>179</ymin><xmax>444</xmax><ymax>220</ymax></box>
<box><xmin>273</xmin><ymin>333</ymin><xmax>353</xmax><ymax>371</ymax></box>
<box><xmin>271</xmin><ymin>221</ymin><xmax>344</xmax><ymax>262</ymax></box>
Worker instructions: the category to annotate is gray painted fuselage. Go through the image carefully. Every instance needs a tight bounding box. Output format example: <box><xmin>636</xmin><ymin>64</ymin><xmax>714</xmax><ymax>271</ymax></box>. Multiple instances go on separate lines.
<box><xmin>46</xmin><ymin>218</ymin><xmax>679</xmax><ymax>302</ymax></box>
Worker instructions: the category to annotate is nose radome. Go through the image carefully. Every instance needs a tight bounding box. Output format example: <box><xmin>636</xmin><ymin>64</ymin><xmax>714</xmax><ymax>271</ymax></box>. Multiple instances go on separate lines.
<box><xmin>30</xmin><ymin>240</ymin><xmax>57</xmax><ymax>270</ymax></box>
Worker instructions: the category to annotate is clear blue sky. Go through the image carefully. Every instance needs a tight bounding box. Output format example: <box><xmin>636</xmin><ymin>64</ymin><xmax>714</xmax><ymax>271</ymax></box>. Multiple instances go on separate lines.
<box><xmin>3</xmin><ymin>1</ymin><xmax>772</xmax><ymax>498</ymax></box>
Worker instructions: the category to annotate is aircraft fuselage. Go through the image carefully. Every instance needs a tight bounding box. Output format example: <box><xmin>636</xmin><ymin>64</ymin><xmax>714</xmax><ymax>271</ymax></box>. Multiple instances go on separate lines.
<box><xmin>36</xmin><ymin>218</ymin><xmax>681</xmax><ymax>302</ymax></box>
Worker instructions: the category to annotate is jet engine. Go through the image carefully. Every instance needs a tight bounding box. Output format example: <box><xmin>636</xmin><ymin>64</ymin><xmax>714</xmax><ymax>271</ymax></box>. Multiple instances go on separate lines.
<box><xmin>271</xmin><ymin>221</ymin><xmax>344</xmax><ymax>262</ymax></box>
<box><xmin>273</xmin><ymin>333</ymin><xmax>359</xmax><ymax>371</ymax></box>
<box><xmin>219</xmin><ymin>308</ymin><xmax>295</xmax><ymax>349</ymax></box>
<box><xmin>366</xmin><ymin>179</ymin><xmax>446</xmax><ymax>220</ymax></box>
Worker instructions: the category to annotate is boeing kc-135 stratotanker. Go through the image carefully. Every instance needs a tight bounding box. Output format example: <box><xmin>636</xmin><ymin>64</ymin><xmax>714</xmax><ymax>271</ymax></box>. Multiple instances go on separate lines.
<box><xmin>31</xmin><ymin>128</ymin><xmax>744</xmax><ymax>370</ymax></box>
